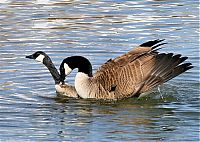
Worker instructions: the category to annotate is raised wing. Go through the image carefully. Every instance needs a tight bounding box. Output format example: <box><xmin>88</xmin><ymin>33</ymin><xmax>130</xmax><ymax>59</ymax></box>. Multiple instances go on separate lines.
<box><xmin>94</xmin><ymin>39</ymin><xmax>193</xmax><ymax>99</ymax></box>
<box><xmin>93</xmin><ymin>39</ymin><xmax>180</xmax><ymax>98</ymax></box>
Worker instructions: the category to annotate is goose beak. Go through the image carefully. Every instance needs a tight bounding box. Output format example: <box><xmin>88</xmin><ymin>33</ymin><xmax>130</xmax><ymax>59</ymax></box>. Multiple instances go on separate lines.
<box><xmin>26</xmin><ymin>54</ymin><xmax>34</xmax><ymax>59</ymax></box>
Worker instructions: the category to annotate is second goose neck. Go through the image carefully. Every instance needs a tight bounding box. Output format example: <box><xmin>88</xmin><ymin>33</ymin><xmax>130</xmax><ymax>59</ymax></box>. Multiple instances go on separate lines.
<box><xmin>43</xmin><ymin>56</ymin><xmax>61</xmax><ymax>84</ymax></box>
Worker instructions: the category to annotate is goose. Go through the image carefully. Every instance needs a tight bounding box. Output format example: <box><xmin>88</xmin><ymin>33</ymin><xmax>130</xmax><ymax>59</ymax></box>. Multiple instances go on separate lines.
<box><xmin>59</xmin><ymin>39</ymin><xmax>193</xmax><ymax>100</ymax></box>
<box><xmin>26</xmin><ymin>51</ymin><xmax>78</xmax><ymax>98</ymax></box>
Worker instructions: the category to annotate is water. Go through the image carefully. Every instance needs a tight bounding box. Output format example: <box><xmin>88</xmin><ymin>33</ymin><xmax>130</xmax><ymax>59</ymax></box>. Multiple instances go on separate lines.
<box><xmin>0</xmin><ymin>0</ymin><xmax>199</xmax><ymax>141</ymax></box>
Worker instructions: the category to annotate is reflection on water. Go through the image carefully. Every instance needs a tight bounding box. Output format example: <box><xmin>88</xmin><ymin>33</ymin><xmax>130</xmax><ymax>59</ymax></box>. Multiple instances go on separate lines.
<box><xmin>0</xmin><ymin>0</ymin><xmax>199</xmax><ymax>141</ymax></box>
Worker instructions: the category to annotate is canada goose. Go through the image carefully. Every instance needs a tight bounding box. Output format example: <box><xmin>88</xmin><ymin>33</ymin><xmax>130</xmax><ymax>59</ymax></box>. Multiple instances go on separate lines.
<box><xmin>26</xmin><ymin>51</ymin><xmax>78</xmax><ymax>98</ymax></box>
<box><xmin>60</xmin><ymin>39</ymin><xmax>193</xmax><ymax>100</ymax></box>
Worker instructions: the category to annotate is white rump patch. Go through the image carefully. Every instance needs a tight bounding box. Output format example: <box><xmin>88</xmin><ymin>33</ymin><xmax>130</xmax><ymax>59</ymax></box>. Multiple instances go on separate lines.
<box><xmin>35</xmin><ymin>54</ymin><xmax>45</xmax><ymax>63</ymax></box>
<box><xmin>64</xmin><ymin>63</ymin><xmax>72</xmax><ymax>76</ymax></box>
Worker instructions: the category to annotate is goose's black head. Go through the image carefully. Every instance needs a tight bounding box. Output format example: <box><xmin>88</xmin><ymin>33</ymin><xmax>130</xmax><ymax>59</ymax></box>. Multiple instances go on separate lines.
<box><xmin>26</xmin><ymin>51</ymin><xmax>61</xmax><ymax>84</ymax></box>
<box><xmin>60</xmin><ymin>56</ymin><xmax>93</xmax><ymax>82</ymax></box>
<box><xmin>26</xmin><ymin>51</ymin><xmax>48</xmax><ymax>63</ymax></box>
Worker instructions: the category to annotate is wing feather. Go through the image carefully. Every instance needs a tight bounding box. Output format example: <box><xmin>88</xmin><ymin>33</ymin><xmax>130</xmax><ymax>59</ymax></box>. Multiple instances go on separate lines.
<box><xmin>93</xmin><ymin>39</ymin><xmax>192</xmax><ymax>99</ymax></box>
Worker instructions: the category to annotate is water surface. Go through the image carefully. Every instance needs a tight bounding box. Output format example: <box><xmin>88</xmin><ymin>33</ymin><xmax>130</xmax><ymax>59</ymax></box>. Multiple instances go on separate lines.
<box><xmin>0</xmin><ymin>0</ymin><xmax>199</xmax><ymax>141</ymax></box>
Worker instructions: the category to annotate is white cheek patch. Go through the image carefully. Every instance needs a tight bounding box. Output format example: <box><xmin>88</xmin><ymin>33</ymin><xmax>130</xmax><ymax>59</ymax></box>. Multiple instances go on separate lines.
<box><xmin>35</xmin><ymin>54</ymin><xmax>45</xmax><ymax>63</ymax></box>
<box><xmin>64</xmin><ymin>63</ymin><xmax>72</xmax><ymax>76</ymax></box>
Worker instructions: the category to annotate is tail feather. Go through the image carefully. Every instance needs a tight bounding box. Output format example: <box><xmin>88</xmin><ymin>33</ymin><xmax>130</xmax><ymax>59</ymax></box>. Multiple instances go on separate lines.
<box><xmin>139</xmin><ymin>53</ymin><xmax>193</xmax><ymax>93</ymax></box>
<box><xmin>155</xmin><ymin>55</ymin><xmax>188</xmax><ymax>78</ymax></box>
<box><xmin>162</xmin><ymin>63</ymin><xmax>193</xmax><ymax>82</ymax></box>
<box><xmin>145</xmin><ymin>63</ymin><xmax>193</xmax><ymax>91</ymax></box>
<box><xmin>143</xmin><ymin>53</ymin><xmax>174</xmax><ymax>78</ymax></box>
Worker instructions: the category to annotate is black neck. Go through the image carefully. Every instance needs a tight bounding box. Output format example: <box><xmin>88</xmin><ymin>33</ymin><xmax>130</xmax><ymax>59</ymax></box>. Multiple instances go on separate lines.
<box><xmin>43</xmin><ymin>56</ymin><xmax>61</xmax><ymax>84</ymax></box>
<box><xmin>77</xmin><ymin>56</ymin><xmax>93</xmax><ymax>77</ymax></box>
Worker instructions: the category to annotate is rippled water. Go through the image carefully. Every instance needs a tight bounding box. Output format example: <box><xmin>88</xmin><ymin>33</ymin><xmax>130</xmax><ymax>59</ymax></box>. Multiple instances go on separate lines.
<box><xmin>0</xmin><ymin>0</ymin><xmax>199</xmax><ymax>141</ymax></box>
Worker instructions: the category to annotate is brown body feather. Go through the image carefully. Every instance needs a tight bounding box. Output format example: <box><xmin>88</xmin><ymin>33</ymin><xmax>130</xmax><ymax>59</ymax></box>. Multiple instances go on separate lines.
<box><xmin>91</xmin><ymin>39</ymin><xmax>193</xmax><ymax>99</ymax></box>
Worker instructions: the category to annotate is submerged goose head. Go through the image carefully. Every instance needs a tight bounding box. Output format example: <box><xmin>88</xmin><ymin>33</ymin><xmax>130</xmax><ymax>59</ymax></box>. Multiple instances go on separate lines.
<box><xmin>26</xmin><ymin>51</ymin><xmax>78</xmax><ymax>98</ymax></box>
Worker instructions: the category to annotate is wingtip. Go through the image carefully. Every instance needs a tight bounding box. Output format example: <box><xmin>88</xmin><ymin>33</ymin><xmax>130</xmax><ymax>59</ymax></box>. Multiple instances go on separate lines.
<box><xmin>156</xmin><ymin>39</ymin><xmax>165</xmax><ymax>42</ymax></box>
<box><xmin>181</xmin><ymin>62</ymin><xmax>194</xmax><ymax>71</ymax></box>
<box><xmin>152</xmin><ymin>42</ymin><xmax>167</xmax><ymax>50</ymax></box>
<box><xmin>140</xmin><ymin>39</ymin><xmax>166</xmax><ymax>48</ymax></box>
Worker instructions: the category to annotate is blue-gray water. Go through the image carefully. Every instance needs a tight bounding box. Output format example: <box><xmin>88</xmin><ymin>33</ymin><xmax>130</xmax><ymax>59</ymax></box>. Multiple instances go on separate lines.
<box><xmin>0</xmin><ymin>0</ymin><xmax>199</xmax><ymax>141</ymax></box>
